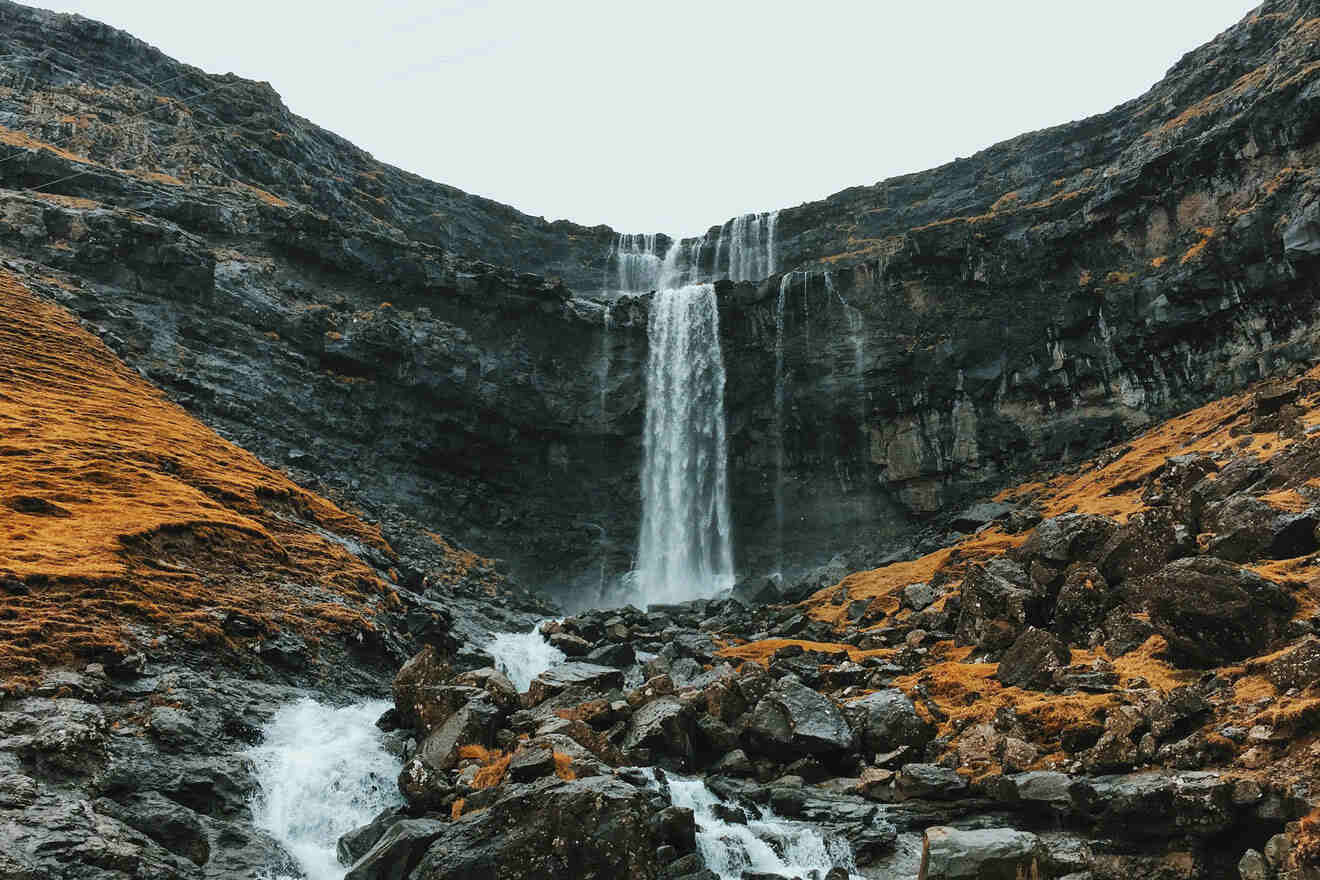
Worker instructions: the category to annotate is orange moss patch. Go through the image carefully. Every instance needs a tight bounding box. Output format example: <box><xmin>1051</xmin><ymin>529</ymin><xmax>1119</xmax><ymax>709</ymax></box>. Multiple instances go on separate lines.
<box><xmin>459</xmin><ymin>744</ymin><xmax>512</xmax><ymax>788</ymax></box>
<box><xmin>806</xmin><ymin>528</ymin><xmax>1024</xmax><ymax>625</ymax></box>
<box><xmin>1151</xmin><ymin>255</ymin><xmax>1169</xmax><ymax>268</ymax></box>
<box><xmin>1105</xmin><ymin>270</ymin><xmax>1134</xmax><ymax>284</ymax></box>
<box><xmin>890</xmin><ymin>643</ymin><xmax>1118</xmax><ymax>744</ymax></box>
<box><xmin>0</xmin><ymin>270</ymin><xmax>393</xmax><ymax>680</ymax></box>
<box><xmin>1234</xmin><ymin>674</ymin><xmax>1278</xmax><ymax>704</ymax></box>
<box><xmin>1180</xmin><ymin>226</ymin><xmax>1218</xmax><ymax>264</ymax></box>
<box><xmin>450</xmin><ymin>798</ymin><xmax>465</xmax><ymax>820</ymax></box>
<box><xmin>0</xmin><ymin>124</ymin><xmax>95</xmax><ymax>164</ymax></box>
<box><xmin>717</xmin><ymin>638</ymin><xmax>861</xmax><ymax>665</ymax></box>
<box><xmin>553</xmin><ymin>751</ymin><xmax>576</xmax><ymax>781</ymax></box>
<box><xmin>1109</xmin><ymin>636</ymin><xmax>1198</xmax><ymax>691</ymax></box>
<box><xmin>232</xmin><ymin>180</ymin><xmax>291</xmax><ymax>208</ymax></box>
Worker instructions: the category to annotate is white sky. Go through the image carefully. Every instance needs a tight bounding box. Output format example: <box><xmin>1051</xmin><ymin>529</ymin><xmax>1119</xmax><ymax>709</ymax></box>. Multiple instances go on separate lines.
<box><xmin>35</xmin><ymin>1</ymin><xmax>1258</xmax><ymax>235</ymax></box>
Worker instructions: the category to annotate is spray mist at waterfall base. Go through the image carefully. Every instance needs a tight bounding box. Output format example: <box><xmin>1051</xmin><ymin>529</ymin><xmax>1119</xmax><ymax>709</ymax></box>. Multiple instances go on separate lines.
<box><xmin>248</xmin><ymin>698</ymin><xmax>402</xmax><ymax>880</ymax></box>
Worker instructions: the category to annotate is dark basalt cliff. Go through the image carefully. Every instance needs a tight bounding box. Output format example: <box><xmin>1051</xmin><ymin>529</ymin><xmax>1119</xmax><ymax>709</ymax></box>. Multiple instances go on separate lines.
<box><xmin>1</xmin><ymin>0</ymin><xmax>1318</xmax><ymax>601</ymax></box>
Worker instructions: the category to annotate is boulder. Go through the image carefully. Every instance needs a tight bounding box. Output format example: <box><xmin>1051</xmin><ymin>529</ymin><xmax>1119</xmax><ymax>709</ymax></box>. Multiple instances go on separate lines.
<box><xmin>414</xmin><ymin>696</ymin><xmax>502</xmax><ymax>773</ymax></box>
<box><xmin>507</xmin><ymin>745</ymin><xmax>557</xmax><ymax>783</ymax></box>
<box><xmin>408</xmin><ymin>776</ymin><xmax>672</xmax><ymax>879</ymax></box>
<box><xmin>1097</xmin><ymin>507</ymin><xmax>1191</xmax><ymax>584</ymax></box>
<box><xmin>845</xmin><ymin>689</ymin><xmax>935</xmax><ymax>753</ymax></box>
<box><xmin>732</xmin><ymin>576</ymin><xmax>781</xmax><ymax>607</ymax></box>
<box><xmin>549</xmin><ymin>632</ymin><xmax>593</xmax><ymax>657</ymax></box>
<box><xmin>527</xmin><ymin>663</ymin><xmax>624</xmax><ymax>706</ymax></box>
<box><xmin>748</xmin><ymin>681</ymin><xmax>853</xmax><ymax>755</ymax></box>
<box><xmin>1257</xmin><ymin>635</ymin><xmax>1320</xmax><ymax>691</ymax></box>
<box><xmin>917</xmin><ymin>827</ymin><xmax>1044</xmax><ymax>880</ymax></box>
<box><xmin>393</xmin><ymin>645</ymin><xmax>455</xmax><ymax>732</ymax></box>
<box><xmin>453</xmin><ymin>667</ymin><xmax>521</xmax><ymax>712</ymax></box>
<box><xmin>1014</xmin><ymin>514</ymin><xmax>1119</xmax><ymax>568</ymax></box>
<box><xmin>1051</xmin><ymin>564</ymin><xmax>1111</xmax><ymax>644</ymax></box>
<box><xmin>995</xmin><ymin>627</ymin><xmax>1070</xmax><ymax>690</ymax></box>
<box><xmin>1131</xmin><ymin>557</ymin><xmax>1296</xmax><ymax>665</ymax></box>
<box><xmin>345</xmin><ymin>819</ymin><xmax>447</xmax><ymax>880</ymax></box>
<box><xmin>955</xmin><ymin>558</ymin><xmax>1043</xmax><ymax>652</ymax></box>
<box><xmin>896</xmin><ymin>764</ymin><xmax>969</xmax><ymax>801</ymax></box>
<box><xmin>338</xmin><ymin>806</ymin><xmax>407</xmax><ymax>868</ymax></box>
<box><xmin>622</xmin><ymin>697</ymin><xmax>694</xmax><ymax>760</ymax></box>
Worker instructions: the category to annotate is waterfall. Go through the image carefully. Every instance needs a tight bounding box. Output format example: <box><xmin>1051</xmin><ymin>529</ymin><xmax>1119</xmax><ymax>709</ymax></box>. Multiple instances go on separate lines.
<box><xmin>248</xmin><ymin>699</ymin><xmax>402</xmax><ymax>880</ymax></box>
<box><xmin>774</xmin><ymin>274</ymin><xmax>790</xmax><ymax>575</ymax></box>
<box><xmin>723</xmin><ymin>211</ymin><xmax>779</xmax><ymax>282</ymax></box>
<box><xmin>650</xmin><ymin>771</ymin><xmax>858</xmax><ymax>879</ymax></box>
<box><xmin>613</xmin><ymin>233</ymin><xmax>663</xmax><ymax>292</ymax></box>
<box><xmin>488</xmin><ymin>624</ymin><xmax>566</xmax><ymax>691</ymax></box>
<box><xmin>636</xmin><ymin>283</ymin><xmax>734</xmax><ymax>605</ymax></box>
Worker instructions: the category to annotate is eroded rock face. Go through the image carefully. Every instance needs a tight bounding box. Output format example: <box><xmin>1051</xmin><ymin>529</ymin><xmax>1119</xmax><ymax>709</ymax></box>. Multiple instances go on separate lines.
<box><xmin>0</xmin><ymin>1</ymin><xmax>1317</xmax><ymax>597</ymax></box>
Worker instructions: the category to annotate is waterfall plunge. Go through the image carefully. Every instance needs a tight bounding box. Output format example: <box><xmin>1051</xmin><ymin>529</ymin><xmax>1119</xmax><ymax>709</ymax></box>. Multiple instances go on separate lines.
<box><xmin>607</xmin><ymin>211</ymin><xmax>780</xmax><ymax>608</ymax></box>
<box><xmin>636</xmin><ymin>283</ymin><xmax>734</xmax><ymax>605</ymax></box>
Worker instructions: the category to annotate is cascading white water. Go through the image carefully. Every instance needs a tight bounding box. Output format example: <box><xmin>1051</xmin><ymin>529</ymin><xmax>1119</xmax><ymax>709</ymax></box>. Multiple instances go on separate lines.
<box><xmin>773</xmin><ymin>273</ymin><xmax>791</xmax><ymax>575</ymax></box>
<box><xmin>654</xmin><ymin>772</ymin><xmax>858</xmax><ymax>880</ymax></box>
<box><xmin>636</xmin><ymin>283</ymin><xmax>734</xmax><ymax>605</ymax></box>
<box><xmin>487</xmin><ymin>624</ymin><xmax>566</xmax><ymax>691</ymax></box>
<box><xmin>248</xmin><ymin>699</ymin><xmax>403</xmax><ymax>880</ymax></box>
<box><xmin>613</xmin><ymin>233</ymin><xmax>663</xmax><ymax>292</ymax></box>
<box><xmin>723</xmin><ymin>211</ymin><xmax>779</xmax><ymax>282</ymax></box>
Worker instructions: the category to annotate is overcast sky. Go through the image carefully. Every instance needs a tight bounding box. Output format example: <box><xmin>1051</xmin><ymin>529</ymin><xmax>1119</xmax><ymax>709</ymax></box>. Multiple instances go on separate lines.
<box><xmin>36</xmin><ymin>1</ymin><xmax>1258</xmax><ymax>235</ymax></box>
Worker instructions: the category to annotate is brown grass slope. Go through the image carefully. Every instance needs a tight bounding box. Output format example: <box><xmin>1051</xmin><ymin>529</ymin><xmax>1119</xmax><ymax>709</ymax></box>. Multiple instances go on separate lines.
<box><xmin>0</xmin><ymin>269</ymin><xmax>398</xmax><ymax>683</ymax></box>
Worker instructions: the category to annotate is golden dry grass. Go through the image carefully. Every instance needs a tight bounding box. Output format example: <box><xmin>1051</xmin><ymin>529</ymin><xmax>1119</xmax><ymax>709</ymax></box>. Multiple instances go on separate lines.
<box><xmin>0</xmin><ymin>270</ymin><xmax>394</xmax><ymax>681</ymax></box>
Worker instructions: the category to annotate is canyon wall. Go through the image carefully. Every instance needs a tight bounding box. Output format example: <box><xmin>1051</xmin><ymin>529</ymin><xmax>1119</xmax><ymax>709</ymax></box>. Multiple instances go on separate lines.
<box><xmin>0</xmin><ymin>0</ymin><xmax>1318</xmax><ymax>601</ymax></box>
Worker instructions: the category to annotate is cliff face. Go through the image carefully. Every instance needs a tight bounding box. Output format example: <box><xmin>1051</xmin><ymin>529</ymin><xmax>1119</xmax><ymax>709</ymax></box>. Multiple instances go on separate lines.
<box><xmin>0</xmin><ymin>0</ymin><xmax>1318</xmax><ymax>599</ymax></box>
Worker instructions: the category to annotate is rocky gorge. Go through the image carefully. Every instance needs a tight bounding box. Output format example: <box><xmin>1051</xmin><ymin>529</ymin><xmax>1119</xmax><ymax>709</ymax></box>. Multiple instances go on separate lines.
<box><xmin>1</xmin><ymin>0</ymin><xmax>1320</xmax><ymax>878</ymax></box>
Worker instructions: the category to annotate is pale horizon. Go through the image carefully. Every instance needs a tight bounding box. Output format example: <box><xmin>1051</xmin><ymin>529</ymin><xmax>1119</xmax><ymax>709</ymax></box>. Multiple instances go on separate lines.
<box><xmin>31</xmin><ymin>0</ymin><xmax>1260</xmax><ymax>235</ymax></box>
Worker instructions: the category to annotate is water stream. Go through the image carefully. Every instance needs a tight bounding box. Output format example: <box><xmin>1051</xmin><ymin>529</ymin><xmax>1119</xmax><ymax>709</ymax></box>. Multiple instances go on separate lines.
<box><xmin>488</xmin><ymin>623</ymin><xmax>566</xmax><ymax>691</ymax></box>
<box><xmin>248</xmin><ymin>699</ymin><xmax>402</xmax><ymax>880</ymax></box>
<box><xmin>651</xmin><ymin>770</ymin><xmax>859</xmax><ymax>880</ymax></box>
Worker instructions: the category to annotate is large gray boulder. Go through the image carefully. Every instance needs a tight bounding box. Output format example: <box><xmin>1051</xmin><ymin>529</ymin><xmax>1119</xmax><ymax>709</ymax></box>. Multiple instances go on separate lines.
<box><xmin>622</xmin><ymin>697</ymin><xmax>694</xmax><ymax>760</ymax></box>
<box><xmin>527</xmin><ymin>663</ymin><xmax>624</xmax><ymax>705</ymax></box>
<box><xmin>845</xmin><ymin>689</ymin><xmax>935</xmax><ymax>753</ymax></box>
<box><xmin>918</xmin><ymin>827</ymin><xmax>1045</xmax><ymax>880</ymax></box>
<box><xmin>995</xmin><ymin>627</ymin><xmax>1070</xmax><ymax>690</ymax></box>
<box><xmin>745</xmin><ymin>680</ymin><xmax>852</xmax><ymax>756</ymax></box>
<box><xmin>955</xmin><ymin>558</ymin><xmax>1043</xmax><ymax>652</ymax></box>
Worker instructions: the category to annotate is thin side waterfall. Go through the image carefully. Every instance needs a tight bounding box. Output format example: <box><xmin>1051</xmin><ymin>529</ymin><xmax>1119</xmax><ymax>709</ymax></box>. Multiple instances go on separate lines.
<box><xmin>774</xmin><ymin>274</ymin><xmax>790</xmax><ymax>576</ymax></box>
<box><xmin>723</xmin><ymin>210</ymin><xmax>780</xmax><ymax>282</ymax></box>
<box><xmin>636</xmin><ymin>283</ymin><xmax>734</xmax><ymax>605</ymax></box>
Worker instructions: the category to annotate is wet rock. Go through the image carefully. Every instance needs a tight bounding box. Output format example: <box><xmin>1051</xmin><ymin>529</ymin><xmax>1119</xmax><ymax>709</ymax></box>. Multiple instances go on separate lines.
<box><xmin>623</xmin><ymin>697</ymin><xmax>694</xmax><ymax>760</ymax></box>
<box><xmin>956</xmin><ymin>558</ymin><xmax>1043</xmax><ymax>652</ymax></box>
<box><xmin>587</xmin><ymin>642</ymin><xmax>637</xmax><ymax>668</ymax></box>
<box><xmin>338</xmin><ymin>806</ymin><xmax>408</xmax><ymax>868</ymax></box>
<box><xmin>845</xmin><ymin>691</ymin><xmax>934</xmax><ymax>757</ymax></box>
<box><xmin>409</xmin><ymin>775</ymin><xmax>672</xmax><ymax>879</ymax></box>
<box><xmin>1258</xmin><ymin>635</ymin><xmax>1320</xmax><ymax>690</ymax></box>
<box><xmin>93</xmin><ymin>791</ymin><xmax>210</xmax><ymax>865</ymax></box>
<box><xmin>903</xmin><ymin>582</ymin><xmax>941</xmax><ymax>612</ymax></box>
<box><xmin>950</xmin><ymin>502</ymin><xmax>1020</xmax><ymax>533</ymax></box>
<box><xmin>345</xmin><ymin>818</ymin><xmax>448</xmax><ymax>880</ymax></box>
<box><xmin>896</xmin><ymin>764</ymin><xmax>969</xmax><ymax>801</ymax></box>
<box><xmin>918</xmin><ymin>826</ymin><xmax>1044</xmax><ymax>880</ymax></box>
<box><xmin>392</xmin><ymin>645</ymin><xmax>454</xmax><ymax>732</ymax></box>
<box><xmin>527</xmin><ymin>663</ymin><xmax>624</xmax><ymax>706</ymax></box>
<box><xmin>710</xmin><ymin>748</ymin><xmax>754</xmax><ymax>777</ymax></box>
<box><xmin>732</xmin><ymin>576</ymin><xmax>781</xmax><ymax>607</ymax></box>
<box><xmin>995</xmin><ymin>627</ymin><xmax>1070</xmax><ymax>690</ymax></box>
<box><xmin>508</xmin><ymin>745</ymin><xmax>556</xmax><ymax>782</ymax></box>
<box><xmin>1132</xmin><ymin>557</ymin><xmax>1296</xmax><ymax>665</ymax></box>
<box><xmin>1100</xmin><ymin>609</ymin><xmax>1156</xmax><ymax>657</ymax></box>
<box><xmin>415</xmin><ymin>696</ymin><xmax>502</xmax><ymax>772</ymax></box>
<box><xmin>454</xmin><ymin>668</ymin><xmax>521</xmax><ymax>712</ymax></box>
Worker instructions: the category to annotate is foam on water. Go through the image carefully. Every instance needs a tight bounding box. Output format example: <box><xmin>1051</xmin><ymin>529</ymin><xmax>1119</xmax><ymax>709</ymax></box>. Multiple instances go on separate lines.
<box><xmin>487</xmin><ymin>624</ymin><xmax>566</xmax><ymax>691</ymax></box>
<box><xmin>248</xmin><ymin>698</ymin><xmax>402</xmax><ymax>880</ymax></box>
<box><xmin>652</xmin><ymin>771</ymin><xmax>858</xmax><ymax>879</ymax></box>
